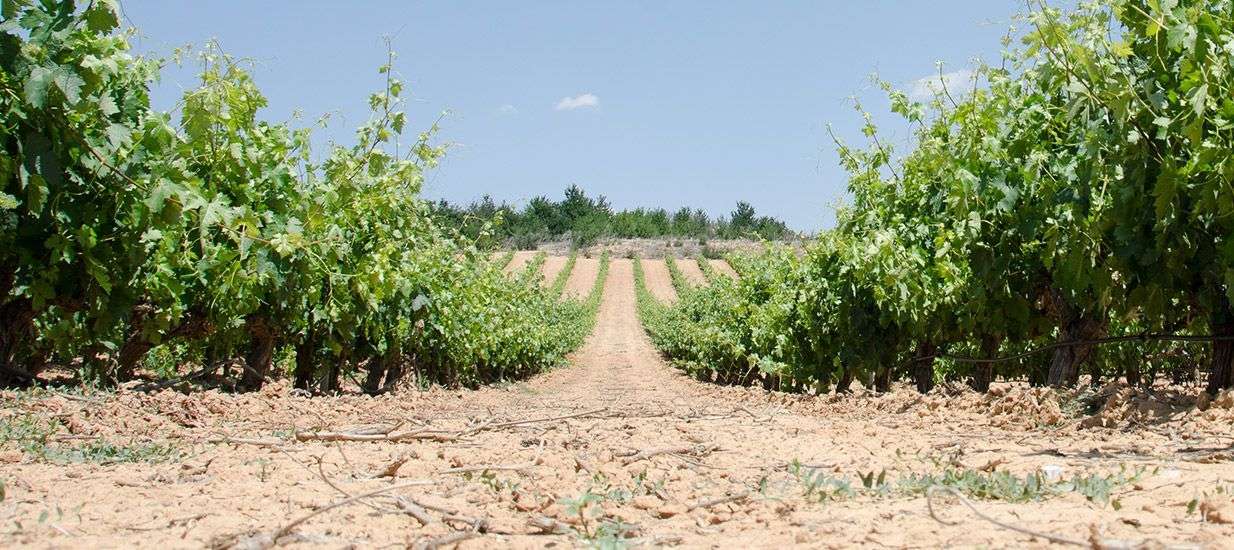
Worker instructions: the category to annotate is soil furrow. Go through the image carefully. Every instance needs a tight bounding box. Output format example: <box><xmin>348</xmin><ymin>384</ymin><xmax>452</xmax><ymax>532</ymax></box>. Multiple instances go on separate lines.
<box><xmin>640</xmin><ymin>258</ymin><xmax>678</xmax><ymax>304</ymax></box>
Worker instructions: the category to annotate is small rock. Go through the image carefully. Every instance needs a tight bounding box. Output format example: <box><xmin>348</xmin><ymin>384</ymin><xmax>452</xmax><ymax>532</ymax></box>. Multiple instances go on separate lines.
<box><xmin>1041</xmin><ymin>464</ymin><xmax>1064</xmax><ymax>481</ymax></box>
<box><xmin>632</xmin><ymin>495</ymin><xmax>659</xmax><ymax>510</ymax></box>
<box><xmin>656</xmin><ymin>503</ymin><xmax>686</xmax><ymax>518</ymax></box>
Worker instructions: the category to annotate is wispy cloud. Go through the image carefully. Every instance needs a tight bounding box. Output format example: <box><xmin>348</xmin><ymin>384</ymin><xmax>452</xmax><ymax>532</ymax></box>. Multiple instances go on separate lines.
<box><xmin>497</xmin><ymin>104</ymin><xmax>518</xmax><ymax>115</ymax></box>
<box><xmin>554</xmin><ymin>93</ymin><xmax>599</xmax><ymax>111</ymax></box>
<box><xmin>910</xmin><ymin>69</ymin><xmax>975</xmax><ymax>101</ymax></box>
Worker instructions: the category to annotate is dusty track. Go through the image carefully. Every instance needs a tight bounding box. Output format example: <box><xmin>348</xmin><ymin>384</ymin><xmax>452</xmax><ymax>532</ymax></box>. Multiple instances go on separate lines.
<box><xmin>503</xmin><ymin>250</ymin><xmax>538</xmax><ymax>275</ymax></box>
<box><xmin>707</xmin><ymin>259</ymin><xmax>738</xmax><ymax>279</ymax></box>
<box><xmin>561</xmin><ymin>258</ymin><xmax>600</xmax><ymax>299</ymax></box>
<box><xmin>640</xmin><ymin>259</ymin><xmax>678</xmax><ymax>304</ymax></box>
<box><xmin>675</xmin><ymin>260</ymin><xmax>708</xmax><ymax>287</ymax></box>
<box><xmin>539</xmin><ymin>256</ymin><xmax>569</xmax><ymax>288</ymax></box>
<box><xmin>3</xmin><ymin>258</ymin><xmax>1234</xmax><ymax>548</ymax></box>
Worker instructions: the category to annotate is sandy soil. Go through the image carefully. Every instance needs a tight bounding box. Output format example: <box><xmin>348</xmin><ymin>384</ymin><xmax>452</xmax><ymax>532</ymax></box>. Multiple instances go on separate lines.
<box><xmin>3</xmin><ymin>258</ymin><xmax>1234</xmax><ymax>549</ymax></box>
<box><xmin>708</xmin><ymin>259</ymin><xmax>738</xmax><ymax>279</ymax></box>
<box><xmin>675</xmin><ymin>260</ymin><xmax>708</xmax><ymax>287</ymax></box>
<box><xmin>561</xmin><ymin>258</ymin><xmax>600</xmax><ymax>300</ymax></box>
<box><xmin>503</xmin><ymin>251</ymin><xmax>538</xmax><ymax>275</ymax></box>
<box><xmin>641</xmin><ymin>259</ymin><xmax>678</xmax><ymax>304</ymax></box>
<box><xmin>539</xmin><ymin>256</ymin><xmax>570</xmax><ymax>289</ymax></box>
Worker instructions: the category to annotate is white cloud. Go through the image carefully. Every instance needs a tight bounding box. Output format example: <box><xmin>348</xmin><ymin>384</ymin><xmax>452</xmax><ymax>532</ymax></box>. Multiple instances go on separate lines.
<box><xmin>910</xmin><ymin>69</ymin><xmax>975</xmax><ymax>101</ymax></box>
<box><xmin>554</xmin><ymin>93</ymin><xmax>599</xmax><ymax>111</ymax></box>
<box><xmin>497</xmin><ymin>104</ymin><xmax>518</xmax><ymax>115</ymax></box>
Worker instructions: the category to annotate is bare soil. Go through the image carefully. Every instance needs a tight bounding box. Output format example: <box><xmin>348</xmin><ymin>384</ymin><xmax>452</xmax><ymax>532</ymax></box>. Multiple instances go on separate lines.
<box><xmin>707</xmin><ymin>259</ymin><xmax>738</xmax><ymax>279</ymax></box>
<box><xmin>561</xmin><ymin>258</ymin><xmax>600</xmax><ymax>300</ymax></box>
<box><xmin>640</xmin><ymin>259</ymin><xmax>679</xmax><ymax>304</ymax></box>
<box><xmin>503</xmin><ymin>251</ymin><xmax>537</xmax><ymax>275</ymax></box>
<box><xmin>675</xmin><ymin>260</ymin><xmax>708</xmax><ymax>287</ymax></box>
<box><xmin>539</xmin><ymin>256</ymin><xmax>569</xmax><ymax>288</ymax></box>
<box><xmin>3</xmin><ymin>258</ymin><xmax>1234</xmax><ymax>549</ymax></box>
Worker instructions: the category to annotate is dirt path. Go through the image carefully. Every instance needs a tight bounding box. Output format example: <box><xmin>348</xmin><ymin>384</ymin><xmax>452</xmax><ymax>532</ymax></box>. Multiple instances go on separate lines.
<box><xmin>3</xmin><ymin>258</ymin><xmax>1234</xmax><ymax>548</ymax></box>
<box><xmin>676</xmin><ymin>259</ymin><xmax>708</xmax><ymax>287</ymax></box>
<box><xmin>708</xmin><ymin>259</ymin><xmax>739</xmax><ymax>279</ymax></box>
<box><xmin>540</xmin><ymin>256</ymin><xmax>569</xmax><ymax>288</ymax></box>
<box><xmin>561</xmin><ymin>258</ymin><xmax>599</xmax><ymax>299</ymax></box>
<box><xmin>640</xmin><ymin>258</ymin><xmax>678</xmax><ymax>304</ymax></box>
<box><xmin>503</xmin><ymin>250</ymin><xmax>538</xmax><ymax>275</ymax></box>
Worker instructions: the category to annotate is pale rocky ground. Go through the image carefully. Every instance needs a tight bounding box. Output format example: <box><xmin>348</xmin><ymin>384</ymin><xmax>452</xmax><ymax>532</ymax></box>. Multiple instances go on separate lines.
<box><xmin>2</xmin><ymin>258</ymin><xmax>1234</xmax><ymax>549</ymax></box>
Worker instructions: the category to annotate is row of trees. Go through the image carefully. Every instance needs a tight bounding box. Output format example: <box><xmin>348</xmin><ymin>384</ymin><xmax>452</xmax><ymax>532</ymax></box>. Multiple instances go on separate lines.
<box><xmin>637</xmin><ymin>0</ymin><xmax>1234</xmax><ymax>395</ymax></box>
<box><xmin>430</xmin><ymin>185</ymin><xmax>793</xmax><ymax>248</ymax></box>
<box><xmin>1</xmin><ymin>0</ymin><xmax>590</xmax><ymax>391</ymax></box>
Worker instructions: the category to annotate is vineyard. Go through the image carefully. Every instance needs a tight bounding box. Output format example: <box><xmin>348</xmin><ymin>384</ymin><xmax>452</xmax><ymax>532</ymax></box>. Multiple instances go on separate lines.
<box><xmin>3</xmin><ymin>0</ymin><xmax>1234</xmax><ymax>548</ymax></box>
<box><xmin>0</xmin><ymin>1</ymin><xmax>595</xmax><ymax>392</ymax></box>
<box><xmin>638</xmin><ymin>0</ymin><xmax>1234</xmax><ymax>398</ymax></box>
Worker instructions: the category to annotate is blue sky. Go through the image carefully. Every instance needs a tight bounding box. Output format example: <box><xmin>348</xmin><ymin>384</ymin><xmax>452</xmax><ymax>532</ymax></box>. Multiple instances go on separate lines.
<box><xmin>121</xmin><ymin>1</ymin><xmax>1023</xmax><ymax>231</ymax></box>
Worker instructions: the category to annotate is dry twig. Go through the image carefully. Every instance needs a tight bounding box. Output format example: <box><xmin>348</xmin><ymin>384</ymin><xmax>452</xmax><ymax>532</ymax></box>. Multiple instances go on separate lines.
<box><xmin>438</xmin><ymin>463</ymin><xmax>535</xmax><ymax>475</ymax></box>
<box><xmin>271</xmin><ymin>479</ymin><xmax>436</xmax><ymax>543</ymax></box>
<box><xmin>622</xmin><ymin>444</ymin><xmax>718</xmax><ymax>466</ymax></box>
<box><xmin>926</xmin><ymin>486</ymin><xmax>1085</xmax><ymax>546</ymax></box>
<box><xmin>688</xmin><ymin>491</ymin><xmax>750</xmax><ymax>512</ymax></box>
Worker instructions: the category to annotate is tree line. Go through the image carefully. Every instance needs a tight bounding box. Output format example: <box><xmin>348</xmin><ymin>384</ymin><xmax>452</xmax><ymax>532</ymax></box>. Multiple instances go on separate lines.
<box><xmin>430</xmin><ymin>184</ymin><xmax>793</xmax><ymax>248</ymax></box>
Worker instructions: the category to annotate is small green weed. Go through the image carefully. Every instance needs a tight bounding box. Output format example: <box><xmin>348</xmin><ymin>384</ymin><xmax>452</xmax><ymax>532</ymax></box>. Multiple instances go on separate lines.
<box><xmin>787</xmin><ymin>459</ymin><xmax>1142</xmax><ymax>508</ymax></box>
<box><xmin>1</xmin><ymin>414</ymin><xmax>179</xmax><ymax>465</ymax></box>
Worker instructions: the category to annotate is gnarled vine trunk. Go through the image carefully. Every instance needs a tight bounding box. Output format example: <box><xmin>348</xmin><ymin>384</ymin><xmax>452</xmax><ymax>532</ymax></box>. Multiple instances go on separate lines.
<box><xmin>238</xmin><ymin>315</ymin><xmax>276</xmax><ymax>392</ymax></box>
<box><xmin>115</xmin><ymin>307</ymin><xmax>212</xmax><ymax>380</ymax></box>
<box><xmin>1206</xmin><ymin>296</ymin><xmax>1234</xmax><ymax>395</ymax></box>
<box><xmin>1046</xmin><ymin>316</ymin><xmax>1104</xmax><ymax>387</ymax></box>
<box><xmin>293</xmin><ymin>330</ymin><xmax>319</xmax><ymax>391</ymax></box>
<box><xmin>322</xmin><ymin>347</ymin><xmax>348</xmax><ymax>394</ymax></box>
<box><xmin>1046</xmin><ymin>290</ymin><xmax>1105</xmax><ymax>387</ymax></box>
<box><xmin>969</xmin><ymin>335</ymin><xmax>1001</xmax><ymax>392</ymax></box>
<box><xmin>911</xmin><ymin>341</ymin><xmax>938</xmax><ymax>394</ymax></box>
<box><xmin>383</xmin><ymin>357</ymin><xmax>405</xmax><ymax>392</ymax></box>
<box><xmin>0</xmin><ymin>296</ymin><xmax>37</xmax><ymax>386</ymax></box>
<box><xmin>362</xmin><ymin>345</ymin><xmax>397</xmax><ymax>392</ymax></box>
<box><xmin>873</xmin><ymin>366</ymin><xmax>891</xmax><ymax>393</ymax></box>
<box><xmin>835</xmin><ymin>367</ymin><xmax>854</xmax><ymax>394</ymax></box>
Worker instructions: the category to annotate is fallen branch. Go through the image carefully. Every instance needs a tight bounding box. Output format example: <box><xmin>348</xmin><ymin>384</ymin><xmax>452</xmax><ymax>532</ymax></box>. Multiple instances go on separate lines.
<box><xmin>926</xmin><ymin>486</ymin><xmax>1085</xmax><ymax>546</ymax></box>
<box><xmin>438</xmin><ymin>463</ymin><xmax>535</xmax><ymax>475</ymax></box>
<box><xmin>413</xmin><ymin>529</ymin><xmax>480</xmax><ymax>550</ymax></box>
<box><xmin>209</xmin><ymin>435</ymin><xmax>286</xmax><ymax>447</ymax></box>
<box><xmin>688</xmin><ymin>491</ymin><xmax>750</xmax><ymax>512</ymax></box>
<box><xmin>527</xmin><ymin>516</ymin><xmax>572</xmax><ymax>535</ymax></box>
<box><xmin>272</xmin><ymin>479</ymin><xmax>436</xmax><ymax>543</ymax></box>
<box><xmin>295</xmin><ymin>429</ymin><xmax>459</xmax><ymax>443</ymax></box>
<box><xmin>483</xmin><ymin>407</ymin><xmax>608</xmax><ymax>431</ymax></box>
<box><xmin>371</xmin><ymin>455</ymin><xmax>410</xmax><ymax>478</ymax></box>
<box><xmin>622</xmin><ymin>444</ymin><xmax>718</xmax><ymax>466</ymax></box>
<box><xmin>394</xmin><ymin>497</ymin><xmax>434</xmax><ymax>526</ymax></box>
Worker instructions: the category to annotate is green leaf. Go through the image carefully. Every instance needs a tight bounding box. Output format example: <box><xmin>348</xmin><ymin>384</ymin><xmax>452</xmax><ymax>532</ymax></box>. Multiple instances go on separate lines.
<box><xmin>23</xmin><ymin>66</ymin><xmax>53</xmax><ymax>108</ymax></box>
<box><xmin>52</xmin><ymin>66</ymin><xmax>84</xmax><ymax>105</ymax></box>
<box><xmin>145</xmin><ymin>181</ymin><xmax>177</xmax><ymax>213</ymax></box>
<box><xmin>105</xmin><ymin>123</ymin><xmax>132</xmax><ymax>151</ymax></box>
<box><xmin>83</xmin><ymin>0</ymin><xmax>119</xmax><ymax>32</ymax></box>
